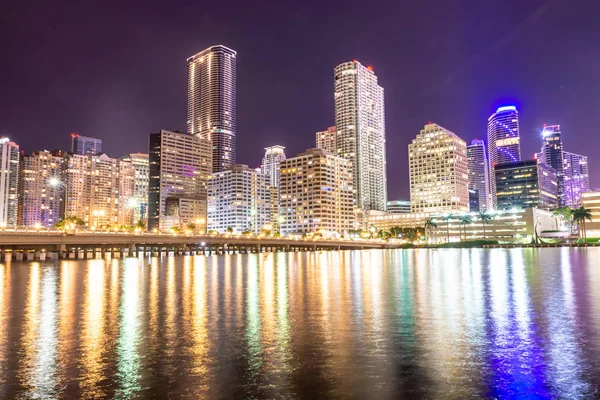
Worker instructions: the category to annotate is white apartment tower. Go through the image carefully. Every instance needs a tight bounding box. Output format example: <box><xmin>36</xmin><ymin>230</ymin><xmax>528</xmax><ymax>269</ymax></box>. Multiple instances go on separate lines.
<box><xmin>261</xmin><ymin>145</ymin><xmax>286</xmax><ymax>187</ymax></box>
<box><xmin>409</xmin><ymin>123</ymin><xmax>469</xmax><ymax>214</ymax></box>
<box><xmin>315</xmin><ymin>126</ymin><xmax>337</xmax><ymax>154</ymax></box>
<box><xmin>63</xmin><ymin>153</ymin><xmax>135</xmax><ymax>228</ymax></box>
<box><xmin>18</xmin><ymin>150</ymin><xmax>65</xmax><ymax>228</ymax></box>
<box><xmin>467</xmin><ymin>139</ymin><xmax>490</xmax><ymax>211</ymax></box>
<box><xmin>187</xmin><ymin>45</ymin><xmax>237</xmax><ymax>173</ymax></box>
<box><xmin>334</xmin><ymin>61</ymin><xmax>387</xmax><ymax>211</ymax></box>
<box><xmin>120</xmin><ymin>153</ymin><xmax>150</xmax><ymax>222</ymax></box>
<box><xmin>279</xmin><ymin>148</ymin><xmax>354</xmax><ymax>236</ymax></box>
<box><xmin>0</xmin><ymin>138</ymin><xmax>20</xmax><ymax>227</ymax></box>
<box><xmin>207</xmin><ymin>164</ymin><xmax>271</xmax><ymax>234</ymax></box>
<box><xmin>487</xmin><ymin>106</ymin><xmax>521</xmax><ymax>208</ymax></box>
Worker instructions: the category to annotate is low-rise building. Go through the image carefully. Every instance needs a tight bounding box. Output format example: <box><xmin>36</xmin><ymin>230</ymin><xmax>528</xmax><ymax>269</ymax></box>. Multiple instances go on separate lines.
<box><xmin>386</xmin><ymin>200</ymin><xmax>411</xmax><ymax>214</ymax></box>
<box><xmin>581</xmin><ymin>191</ymin><xmax>600</xmax><ymax>237</ymax></box>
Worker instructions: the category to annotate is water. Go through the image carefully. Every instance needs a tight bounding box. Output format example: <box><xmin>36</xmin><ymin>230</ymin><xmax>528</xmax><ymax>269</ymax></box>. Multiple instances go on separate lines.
<box><xmin>1</xmin><ymin>249</ymin><xmax>599</xmax><ymax>399</ymax></box>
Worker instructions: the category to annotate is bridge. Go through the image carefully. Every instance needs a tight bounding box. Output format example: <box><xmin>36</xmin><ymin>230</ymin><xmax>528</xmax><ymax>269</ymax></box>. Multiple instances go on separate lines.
<box><xmin>0</xmin><ymin>232</ymin><xmax>394</xmax><ymax>261</ymax></box>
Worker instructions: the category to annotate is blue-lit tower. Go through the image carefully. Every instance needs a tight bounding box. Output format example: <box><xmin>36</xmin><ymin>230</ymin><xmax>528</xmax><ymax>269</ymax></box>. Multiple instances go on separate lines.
<box><xmin>487</xmin><ymin>105</ymin><xmax>521</xmax><ymax>208</ymax></box>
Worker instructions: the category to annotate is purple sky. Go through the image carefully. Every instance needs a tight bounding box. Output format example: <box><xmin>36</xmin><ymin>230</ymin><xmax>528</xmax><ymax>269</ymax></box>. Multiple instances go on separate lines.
<box><xmin>2</xmin><ymin>0</ymin><xmax>599</xmax><ymax>198</ymax></box>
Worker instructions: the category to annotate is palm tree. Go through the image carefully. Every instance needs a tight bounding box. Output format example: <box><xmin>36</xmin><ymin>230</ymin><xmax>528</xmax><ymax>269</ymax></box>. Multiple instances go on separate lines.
<box><xmin>552</xmin><ymin>206</ymin><xmax>574</xmax><ymax>233</ymax></box>
<box><xmin>442</xmin><ymin>214</ymin><xmax>454</xmax><ymax>243</ymax></box>
<box><xmin>459</xmin><ymin>215</ymin><xmax>473</xmax><ymax>241</ymax></box>
<box><xmin>424</xmin><ymin>218</ymin><xmax>438</xmax><ymax>243</ymax></box>
<box><xmin>478</xmin><ymin>211</ymin><xmax>493</xmax><ymax>239</ymax></box>
<box><xmin>135</xmin><ymin>219</ymin><xmax>146</xmax><ymax>230</ymax></box>
<box><xmin>572</xmin><ymin>206</ymin><xmax>593</xmax><ymax>243</ymax></box>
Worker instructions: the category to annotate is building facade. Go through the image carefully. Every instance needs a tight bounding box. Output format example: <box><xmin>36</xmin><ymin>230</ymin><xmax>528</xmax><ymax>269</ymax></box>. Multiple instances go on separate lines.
<box><xmin>63</xmin><ymin>153</ymin><xmax>135</xmax><ymax>228</ymax></box>
<box><xmin>260</xmin><ymin>145</ymin><xmax>286</xmax><ymax>188</ymax></box>
<box><xmin>279</xmin><ymin>148</ymin><xmax>354</xmax><ymax>237</ymax></box>
<box><xmin>487</xmin><ymin>106</ymin><xmax>521</xmax><ymax>208</ymax></box>
<box><xmin>467</xmin><ymin>139</ymin><xmax>490</xmax><ymax>210</ymax></box>
<box><xmin>148</xmin><ymin>130</ymin><xmax>212</xmax><ymax>232</ymax></box>
<box><xmin>0</xmin><ymin>138</ymin><xmax>20</xmax><ymax>227</ymax></box>
<box><xmin>409</xmin><ymin>123</ymin><xmax>469</xmax><ymax>214</ymax></box>
<box><xmin>581</xmin><ymin>191</ymin><xmax>600</xmax><ymax>237</ymax></box>
<box><xmin>207</xmin><ymin>164</ymin><xmax>271</xmax><ymax>234</ymax></box>
<box><xmin>187</xmin><ymin>45</ymin><xmax>236</xmax><ymax>173</ymax></box>
<box><xmin>386</xmin><ymin>200</ymin><xmax>411</xmax><ymax>214</ymax></box>
<box><xmin>334</xmin><ymin>61</ymin><xmax>387</xmax><ymax>211</ymax></box>
<box><xmin>495</xmin><ymin>160</ymin><xmax>558</xmax><ymax>211</ymax></box>
<box><xmin>120</xmin><ymin>153</ymin><xmax>149</xmax><ymax>223</ymax></box>
<box><xmin>71</xmin><ymin>133</ymin><xmax>102</xmax><ymax>156</ymax></box>
<box><xmin>18</xmin><ymin>150</ymin><xmax>65</xmax><ymax>228</ymax></box>
<box><xmin>563</xmin><ymin>151</ymin><xmax>589</xmax><ymax>207</ymax></box>
<box><xmin>315</xmin><ymin>126</ymin><xmax>337</xmax><ymax>154</ymax></box>
<box><xmin>539</xmin><ymin>125</ymin><xmax>564</xmax><ymax>206</ymax></box>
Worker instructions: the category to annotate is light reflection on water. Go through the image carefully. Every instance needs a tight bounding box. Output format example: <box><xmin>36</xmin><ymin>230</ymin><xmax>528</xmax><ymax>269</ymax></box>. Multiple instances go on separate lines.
<box><xmin>0</xmin><ymin>248</ymin><xmax>599</xmax><ymax>398</ymax></box>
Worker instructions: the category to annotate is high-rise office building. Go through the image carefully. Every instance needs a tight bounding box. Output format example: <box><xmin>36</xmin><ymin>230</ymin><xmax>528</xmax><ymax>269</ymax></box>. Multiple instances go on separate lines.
<box><xmin>0</xmin><ymin>138</ymin><xmax>20</xmax><ymax>227</ymax></box>
<box><xmin>207</xmin><ymin>164</ymin><xmax>272</xmax><ymax>234</ymax></box>
<box><xmin>18</xmin><ymin>150</ymin><xmax>65</xmax><ymax>228</ymax></box>
<box><xmin>120</xmin><ymin>153</ymin><xmax>150</xmax><ymax>222</ymax></box>
<box><xmin>467</xmin><ymin>139</ymin><xmax>491</xmax><ymax>211</ymax></box>
<box><xmin>64</xmin><ymin>153</ymin><xmax>135</xmax><ymax>227</ymax></box>
<box><xmin>409</xmin><ymin>123</ymin><xmax>469</xmax><ymax>214</ymax></box>
<box><xmin>279</xmin><ymin>148</ymin><xmax>354</xmax><ymax>236</ymax></box>
<box><xmin>495</xmin><ymin>160</ymin><xmax>558</xmax><ymax>211</ymax></box>
<box><xmin>261</xmin><ymin>145</ymin><xmax>286</xmax><ymax>187</ymax></box>
<box><xmin>386</xmin><ymin>200</ymin><xmax>411</xmax><ymax>214</ymax></box>
<box><xmin>563</xmin><ymin>151</ymin><xmax>590</xmax><ymax>207</ymax></box>
<box><xmin>187</xmin><ymin>45</ymin><xmax>237</xmax><ymax>173</ymax></box>
<box><xmin>148</xmin><ymin>130</ymin><xmax>212</xmax><ymax>232</ymax></box>
<box><xmin>334</xmin><ymin>61</ymin><xmax>387</xmax><ymax>211</ymax></box>
<box><xmin>315</xmin><ymin>126</ymin><xmax>337</xmax><ymax>154</ymax></box>
<box><xmin>540</xmin><ymin>125</ymin><xmax>564</xmax><ymax>206</ymax></box>
<box><xmin>71</xmin><ymin>133</ymin><xmax>102</xmax><ymax>155</ymax></box>
<box><xmin>487</xmin><ymin>106</ymin><xmax>521</xmax><ymax>208</ymax></box>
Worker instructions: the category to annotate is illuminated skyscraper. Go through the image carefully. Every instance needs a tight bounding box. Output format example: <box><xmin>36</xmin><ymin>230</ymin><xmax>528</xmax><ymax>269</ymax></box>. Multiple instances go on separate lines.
<box><xmin>148</xmin><ymin>130</ymin><xmax>212</xmax><ymax>232</ymax></box>
<box><xmin>334</xmin><ymin>61</ymin><xmax>387</xmax><ymax>211</ymax></box>
<box><xmin>409</xmin><ymin>123</ymin><xmax>469</xmax><ymax>214</ymax></box>
<box><xmin>261</xmin><ymin>145</ymin><xmax>286</xmax><ymax>187</ymax></box>
<box><xmin>120</xmin><ymin>153</ymin><xmax>149</xmax><ymax>223</ymax></box>
<box><xmin>563</xmin><ymin>151</ymin><xmax>589</xmax><ymax>207</ymax></box>
<box><xmin>467</xmin><ymin>139</ymin><xmax>490</xmax><ymax>211</ymax></box>
<box><xmin>0</xmin><ymin>138</ymin><xmax>20</xmax><ymax>227</ymax></box>
<box><xmin>279</xmin><ymin>148</ymin><xmax>354</xmax><ymax>236</ymax></box>
<box><xmin>487</xmin><ymin>106</ymin><xmax>521</xmax><ymax>208</ymax></box>
<box><xmin>18</xmin><ymin>150</ymin><xmax>65</xmax><ymax>227</ymax></box>
<box><xmin>315</xmin><ymin>126</ymin><xmax>337</xmax><ymax>154</ymax></box>
<box><xmin>540</xmin><ymin>125</ymin><xmax>564</xmax><ymax>206</ymax></box>
<box><xmin>187</xmin><ymin>45</ymin><xmax>237</xmax><ymax>173</ymax></box>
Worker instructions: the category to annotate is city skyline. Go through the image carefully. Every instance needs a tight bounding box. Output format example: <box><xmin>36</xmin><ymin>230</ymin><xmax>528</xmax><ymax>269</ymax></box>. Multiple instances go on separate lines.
<box><xmin>3</xmin><ymin>1</ymin><xmax>598</xmax><ymax>199</ymax></box>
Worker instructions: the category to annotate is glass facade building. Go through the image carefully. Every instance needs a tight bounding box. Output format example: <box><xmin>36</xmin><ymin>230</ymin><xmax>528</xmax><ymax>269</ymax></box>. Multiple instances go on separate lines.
<box><xmin>467</xmin><ymin>139</ymin><xmax>490</xmax><ymax>211</ymax></box>
<box><xmin>495</xmin><ymin>160</ymin><xmax>558</xmax><ymax>211</ymax></box>
<box><xmin>71</xmin><ymin>134</ymin><xmax>102</xmax><ymax>156</ymax></box>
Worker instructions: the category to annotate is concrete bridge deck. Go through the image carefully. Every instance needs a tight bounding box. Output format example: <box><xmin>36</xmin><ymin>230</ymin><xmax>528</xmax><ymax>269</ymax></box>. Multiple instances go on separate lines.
<box><xmin>0</xmin><ymin>232</ymin><xmax>394</xmax><ymax>261</ymax></box>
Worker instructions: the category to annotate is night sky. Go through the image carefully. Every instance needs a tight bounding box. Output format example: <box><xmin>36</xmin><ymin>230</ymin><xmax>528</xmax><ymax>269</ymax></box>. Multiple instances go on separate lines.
<box><xmin>2</xmin><ymin>0</ymin><xmax>599</xmax><ymax>199</ymax></box>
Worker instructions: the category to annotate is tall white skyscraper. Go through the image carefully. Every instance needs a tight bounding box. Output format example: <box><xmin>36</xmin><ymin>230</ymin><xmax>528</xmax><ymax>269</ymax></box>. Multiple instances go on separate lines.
<box><xmin>539</xmin><ymin>125</ymin><xmax>565</xmax><ymax>206</ymax></box>
<box><xmin>487</xmin><ymin>105</ymin><xmax>521</xmax><ymax>208</ymax></box>
<box><xmin>0</xmin><ymin>138</ymin><xmax>20</xmax><ymax>227</ymax></box>
<box><xmin>261</xmin><ymin>145</ymin><xmax>286</xmax><ymax>187</ymax></box>
<box><xmin>409</xmin><ymin>123</ymin><xmax>469</xmax><ymax>214</ymax></box>
<box><xmin>467</xmin><ymin>139</ymin><xmax>490</xmax><ymax>211</ymax></box>
<box><xmin>187</xmin><ymin>45</ymin><xmax>237</xmax><ymax>173</ymax></box>
<box><xmin>334</xmin><ymin>61</ymin><xmax>387</xmax><ymax>211</ymax></box>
